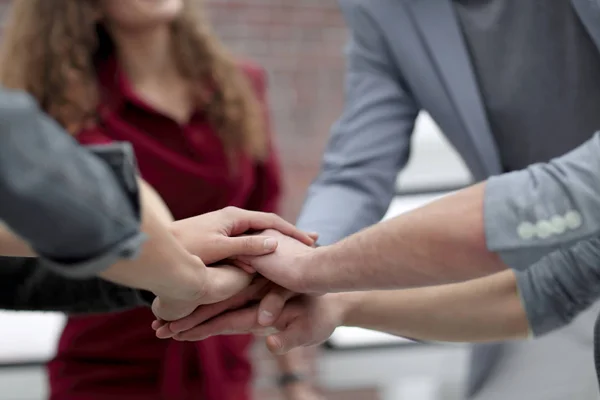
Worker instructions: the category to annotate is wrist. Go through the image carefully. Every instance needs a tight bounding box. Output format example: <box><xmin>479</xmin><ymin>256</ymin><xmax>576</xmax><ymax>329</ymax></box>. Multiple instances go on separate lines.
<box><xmin>151</xmin><ymin>253</ymin><xmax>208</xmax><ymax>302</ymax></box>
<box><xmin>329</xmin><ymin>292</ymin><xmax>365</xmax><ymax>328</ymax></box>
<box><xmin>297</xmin><ymin>246</ymin><xmax>333</xmax><ymax>294</ymax></box>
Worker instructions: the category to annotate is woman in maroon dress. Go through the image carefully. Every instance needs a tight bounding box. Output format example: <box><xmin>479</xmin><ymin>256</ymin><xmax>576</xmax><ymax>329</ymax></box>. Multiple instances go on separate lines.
<box><xmin>0</xmin><ymin>0</ymin><xmax>319</xmax><ymax>399</ymax></box>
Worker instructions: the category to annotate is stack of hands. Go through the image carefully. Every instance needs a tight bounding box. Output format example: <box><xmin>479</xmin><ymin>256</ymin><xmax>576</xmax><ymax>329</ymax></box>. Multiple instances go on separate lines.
<box><xmin>149</xmin><ymin>207</ymin><xmax>342</xmax><ymax>356</ymax></box>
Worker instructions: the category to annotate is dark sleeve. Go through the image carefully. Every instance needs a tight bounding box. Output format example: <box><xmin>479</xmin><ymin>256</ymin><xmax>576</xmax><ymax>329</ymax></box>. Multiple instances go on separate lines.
<box><xmin>0</xmin><ymin>256</ymin><xmax>154</xmax><ymax>314</ymax></box>
<box><xmin>0</xmin><ymin>89</ymin><xmax>145</xmax><ymax>277</ymax></box>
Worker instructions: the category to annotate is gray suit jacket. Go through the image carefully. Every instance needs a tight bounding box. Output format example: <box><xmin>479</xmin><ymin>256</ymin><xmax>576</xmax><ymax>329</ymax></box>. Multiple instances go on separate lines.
<box><xmin>296</xmin><ymin>0</ymin><xmax>600</xmax><ymax>396</ymax></box>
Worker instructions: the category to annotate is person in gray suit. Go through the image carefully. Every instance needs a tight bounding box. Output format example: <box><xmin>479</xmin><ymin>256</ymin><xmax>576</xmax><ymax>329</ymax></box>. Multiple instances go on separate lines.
<box><xmin>162</xmin><ymin>131</ymin><xmax>600</xmax><ymax>396</ymax></box>
<box><xmin>292</xmin><ymin>0</ymin><xmax>600</xmax><ymax>399</ymax></box>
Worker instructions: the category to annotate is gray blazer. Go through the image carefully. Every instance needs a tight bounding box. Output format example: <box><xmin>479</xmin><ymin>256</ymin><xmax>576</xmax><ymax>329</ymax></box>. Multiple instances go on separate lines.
<box><xmin>296</xmin><ymin>0</ymin><xmax>600</xmax><ymax>396</ymax></box>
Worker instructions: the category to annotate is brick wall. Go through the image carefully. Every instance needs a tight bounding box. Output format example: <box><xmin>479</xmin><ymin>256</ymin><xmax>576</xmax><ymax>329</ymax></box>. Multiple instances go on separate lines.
<box><xmin>205</xmin><ymin>0</ymin><xmax>347</xmax><ymax>221</ymax></box>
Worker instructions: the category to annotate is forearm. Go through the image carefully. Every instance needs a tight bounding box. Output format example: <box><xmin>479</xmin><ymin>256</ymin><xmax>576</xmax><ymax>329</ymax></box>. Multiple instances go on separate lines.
<box><xmin>337</xmin><ymin>270</ymin><xmax>529</xmax><ymax>342</ymax></box>
<box><xmin>306</xmin><ymin>183</ymin><xmax>506</xmax><ymax>293</ymax></box>
<box><xmin>0</xmin><ymin>223</ymin><xmax>34</xmax><ymax>257</ymax></box>
<box><xmin>98</xmin><ymin>181</ymin><xmax>202</xmax><ymax>295</ymax></box>
<box><xmin>0</xmin><ymin>179</ymin><xmax>190</xmax><ymax>296</ymax></box>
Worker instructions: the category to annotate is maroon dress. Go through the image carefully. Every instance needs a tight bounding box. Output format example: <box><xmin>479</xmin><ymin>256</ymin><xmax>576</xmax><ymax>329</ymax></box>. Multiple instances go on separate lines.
<box><xmin>47</xmin><ymin>55</ymin><xmax>281</xmax><ymax>400</ymax></box>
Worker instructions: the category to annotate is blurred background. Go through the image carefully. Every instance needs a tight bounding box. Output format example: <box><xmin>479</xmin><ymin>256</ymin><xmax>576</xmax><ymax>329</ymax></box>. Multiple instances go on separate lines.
<box><xmin>0</xmin><ymin>0</ymin><xmax>475</xmax><ymax>399</ymax></box>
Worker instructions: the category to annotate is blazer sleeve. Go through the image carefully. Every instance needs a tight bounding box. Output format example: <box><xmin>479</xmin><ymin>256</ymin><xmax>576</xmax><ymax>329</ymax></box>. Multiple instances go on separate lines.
<box><xmin>484</xmin><ymin>132</ymin><xmax>600</xmax><ymax>270</ymax></box>
<box><xmin>295</xmin><ymin>0</ymin><xmax>420</xmax><ymax>245</ymax></box>
<box><xmin>0</xmin><ymin>256</ymin><xmax>153</xmax><ymax>314</ymax></box>
<box><xmin>0</xmin><ymin>89</ymin><xmax>145</xmax><ymax>277</ymax></box>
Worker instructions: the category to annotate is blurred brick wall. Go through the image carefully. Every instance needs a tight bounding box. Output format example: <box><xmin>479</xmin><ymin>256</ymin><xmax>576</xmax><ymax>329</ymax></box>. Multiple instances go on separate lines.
<box><xmin>206</xmin><ymin>0</ymin><xmax>347</xmax><ymax>221</ymax></box>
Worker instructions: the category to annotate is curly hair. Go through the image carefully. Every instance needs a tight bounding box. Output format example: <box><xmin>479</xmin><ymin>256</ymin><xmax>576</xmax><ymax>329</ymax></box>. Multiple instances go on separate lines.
<box><xmin>0</xmin><ymin>0</ymin><xmax>267</xmax><ymax>159</ymax></box>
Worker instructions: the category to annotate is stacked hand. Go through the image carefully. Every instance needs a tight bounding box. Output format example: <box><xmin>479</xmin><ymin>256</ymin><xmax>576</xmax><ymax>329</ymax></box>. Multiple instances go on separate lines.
<box><xmin>150</xmin><ymin>208</ymin><xmax>317</xmax><ymax>321</ymax></box>
<box><xmin>152</xmin><ymin>216</ymin><xmax>326</xmax><ymax>399</ymax></box>
<box><xmin>151</xmin><ymin>227</ymin><xmax>342</xmax><ymax>357</ymax></box>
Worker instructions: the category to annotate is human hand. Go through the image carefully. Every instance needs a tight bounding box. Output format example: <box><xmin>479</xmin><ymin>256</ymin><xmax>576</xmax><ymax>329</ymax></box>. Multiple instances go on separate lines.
<box><xmin>152</xmin><ymin>207</ymin><xmax>315</xmax><ymax>321</ymax></box>
<box><xmin>152</xmin><ymin>276</ymin><xmax>299</xmax><ymax>337</ymax></box>
<box><xmin>165</xmin><ymin>294</ymin><xmax>347</xmax><ymax>355</ymax></box>
<box><xmin>234</xmin><ymin>229</ymin><xmax>318</xmax><ymax>295</ymax></box>
<box><xmin>151</xmin><ymin>261</ymin><xmax>253</xmax><ymax>321</ymax></box>
<box><xmin>170</xmin><ymin>207</ymin><xmax>317</xmax><ymax>264</ymax></box>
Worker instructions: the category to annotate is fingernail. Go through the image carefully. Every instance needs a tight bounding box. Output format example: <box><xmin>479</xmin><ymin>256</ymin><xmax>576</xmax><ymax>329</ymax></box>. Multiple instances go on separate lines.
<box><xmin>263</xmin><ymin>238</ymin><xmax>277</xmax><ymax>250</ymax></box>
<box><xmin>270</xmin><ymin>336</ymin><xmax>282</xmax><ymax>350</ymax></box>
<box><xmin>259</xmin><ymin>310</ymin><xmax>274</xmax><ymax>326</ymax></box>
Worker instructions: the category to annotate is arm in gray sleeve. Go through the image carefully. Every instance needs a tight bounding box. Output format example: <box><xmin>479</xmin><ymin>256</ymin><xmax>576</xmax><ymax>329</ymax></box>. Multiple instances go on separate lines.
<box><xmin>0</xmin><ymin>256</ymin><xmax>153</xmax><ymax>314</ymax></box>
<box><xmin>515</xmin><ymin>236</ymin><xmax>600</xmax><ymax>336</ymax></box>
<box><xmin>484</xmin><ymin>132</ymin><xmax>600</xmax><ymax>269</ymax></box>
<box><xmin>0</xmin><ymin>89</ymin><xmax>145</xmax><ymax>277</ymax></box>
<box><xmin>295</xmin><ymin>0</ymin><xmax>419</xmax><ymax>245</ymax></box>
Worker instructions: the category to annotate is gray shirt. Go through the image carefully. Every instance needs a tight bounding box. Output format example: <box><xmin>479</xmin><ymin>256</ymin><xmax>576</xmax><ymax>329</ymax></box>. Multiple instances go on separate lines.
<box><xmin>454</xmin><ymin>0</ymin><xmax>600</xmax><ymax>171</ymax></box>
<box><xmin>0</xmin><ymin>89</ymin><xmax>145</xmax><ymax>277</ymax></box>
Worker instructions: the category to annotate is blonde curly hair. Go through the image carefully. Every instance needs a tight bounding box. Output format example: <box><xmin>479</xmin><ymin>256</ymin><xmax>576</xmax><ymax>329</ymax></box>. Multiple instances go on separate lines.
<box><xmin>0</xmin><ymin>0</ymin><xmax>266</xmax><ymax>159</ymax></box>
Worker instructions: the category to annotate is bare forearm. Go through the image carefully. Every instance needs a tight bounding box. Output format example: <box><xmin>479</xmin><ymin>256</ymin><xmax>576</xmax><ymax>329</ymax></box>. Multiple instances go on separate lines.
<box><xmin>306</xmin><ymin>183</ymin><xmax>507</xmax><ymax>292</ymax></box>
<box><xmin>0</xmin><ymin>224</ymin><xmax>34</xmax><ymax>257</ymax></box>
<box><xmin>99</xmin><ymin>181</ymin><xmax>202</xmax><ymax>295</ymax></box>
<box><xmin>337</xmin><ymin>270</ymin><xmax>529</xmax><ymax>342</ymax></box>
<box><xmin>0</xmin><ymin>180</ymin><xmax>190</xmax><ymax>295</ymax></box>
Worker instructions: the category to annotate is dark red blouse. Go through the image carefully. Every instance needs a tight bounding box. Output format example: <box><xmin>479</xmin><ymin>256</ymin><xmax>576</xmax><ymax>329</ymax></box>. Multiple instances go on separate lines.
<box><xmin>47</xmin><ymin>56</ymin><xmax>281</xmax><ymax>400</ymax></box>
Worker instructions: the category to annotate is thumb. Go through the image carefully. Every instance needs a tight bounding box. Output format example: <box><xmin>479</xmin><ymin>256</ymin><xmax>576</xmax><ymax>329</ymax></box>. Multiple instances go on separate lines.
<box><xmin>152</xmin><ymin>296</ymin><xmax>196</xmax><ymax>322</ymax></box>
<box><xmin>225</xmin><ymin>235</ymin><xmax>278</xmax><ymax>258</ymax></box>
<box><xmin>266</xmin><ymin>321</ymin><xmax>305</xmax><ymax>355</ymax></box>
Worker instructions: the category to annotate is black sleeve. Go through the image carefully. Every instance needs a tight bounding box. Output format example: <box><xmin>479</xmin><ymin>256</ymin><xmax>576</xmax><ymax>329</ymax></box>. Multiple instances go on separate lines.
<box><xmin>0</xmin><ymin>256</ymin><xmax>154</xmax><ymax>314</ymax></box>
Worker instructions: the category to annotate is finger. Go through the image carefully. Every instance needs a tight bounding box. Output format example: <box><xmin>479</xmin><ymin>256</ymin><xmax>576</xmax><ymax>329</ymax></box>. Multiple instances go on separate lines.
<box><xmin>228</xmin><ymin>209</ymin><xmax>314</xmax><ymax>246</ymax></box>
<box><xmin>151</xmin><ymin>296</ymin><xmax>196</xmax><ymax>322</ymax></box>
<box><xmin>168</xmin><ymin>277</ymin><xmax>270</xmax><ymax>334</ymax></box>
<box><xmin>307</xmin><ymin>232</ymin><xmax>319</xmax><ymax>242</ymax></box>
<box><xmin>156</xmin><ymin>323</ymin><xmax>177</xmax><ymax>339</ymax></box>
<box><xmin>266</xmin><ymin>320</ymin><xmax>307</xmax><ymax>355</ymax></box>
<box><xmin>174</xmin><ymin>306</ymin><xmax>261</xmax><ymax>341</ymax></box>
<box><xmin>231</xmin><ymin>259</ymin><xmax>256</xmax><ymax>274</ymax></box>
<box><xmin>151</xmin><ymin>319</ymin><xmax>166</xmax><ymax>331</ymax></box>
<box><xmin>221</xmin><ymin>235</ymin><xmax>279</xmax><ymax>258</ymax></box>
<box><xmin>258</xmin><ymin>286</ymin><xmax>297</xmax><ymax>326</ymax></box>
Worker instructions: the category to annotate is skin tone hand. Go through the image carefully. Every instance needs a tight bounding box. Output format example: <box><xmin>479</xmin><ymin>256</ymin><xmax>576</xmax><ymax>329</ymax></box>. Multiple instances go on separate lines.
<box><xmin>166</xmin><ymin>294</ymin><xmax>341</xmax><ymax>354</ymax></box>
<box><xmin>152</xmin><ymin>227</ymin><xmax>317</xmax><ymax>334</ymax></box>
<box><xmin>159</xmin><ymin>270</ymin><xmax>530</xmax><ymax>354</ymax></box>
<box><xmin>153</xmin><ymin>208</ymin><xmax>317</xmax><ymax>322</ymax></box>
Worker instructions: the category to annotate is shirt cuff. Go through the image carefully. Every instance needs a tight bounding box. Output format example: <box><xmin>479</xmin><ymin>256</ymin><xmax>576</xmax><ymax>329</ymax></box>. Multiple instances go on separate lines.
<box><xmin>39</xmin><ymin>143</ymin><xmax>145</xmax><ymax>278</ymax></box>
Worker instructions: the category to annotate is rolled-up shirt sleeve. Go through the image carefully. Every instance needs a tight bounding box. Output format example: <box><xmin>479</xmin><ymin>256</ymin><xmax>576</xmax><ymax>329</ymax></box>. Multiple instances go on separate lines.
<box><xmin>0</xmin><ymin>89</ymin><xmax>145</xmax><ymax>277</ymax></box>
<box><xmin>484</xmin><ymin>132</ymin><xmax>600</xmax><ymax>270</ymax></box>
<box><xmin>515</xmin><ymin>236</ymin><xmax>600</xmax><ymax>336</ymax></box>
